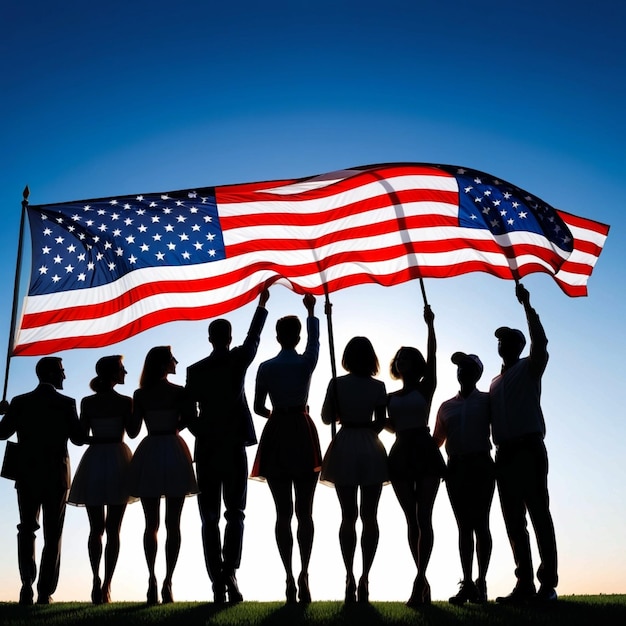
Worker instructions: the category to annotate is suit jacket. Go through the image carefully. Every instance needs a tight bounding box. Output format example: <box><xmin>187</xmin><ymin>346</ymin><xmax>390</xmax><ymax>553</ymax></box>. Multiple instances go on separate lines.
<box><xmin>186</xmin><ymin>306</ymin><xmax>267</xmax><ymax>457</ymax></box>
<box><xmin>0</xmin><ymin>383</ymin><xmax>84</xmax><ymax>491</ymax></box>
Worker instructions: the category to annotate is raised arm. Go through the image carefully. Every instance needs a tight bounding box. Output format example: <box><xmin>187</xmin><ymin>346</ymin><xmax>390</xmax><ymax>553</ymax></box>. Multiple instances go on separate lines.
<box><xmin>422</xmin><ymin>304</ymin><xmax>437</xmax><ymax>401</ymax></box>
<box><xmin>302</xmin><ymin>294</ymin><xmax>320</xmax><ymax>369</ymax></box>
<box><xmin>241</xmin><ymin>288</ymin><xmax>270</xmax><ymax>363</ymax></box>
<box><xmin>516</xmin><ymin>283</ymin><xmax>548</xmax><ymax>378</ymax></box>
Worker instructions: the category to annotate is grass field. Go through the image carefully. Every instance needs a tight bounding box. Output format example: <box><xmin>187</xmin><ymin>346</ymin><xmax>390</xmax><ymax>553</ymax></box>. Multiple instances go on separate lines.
<box><xmin>1</xmin><ymin>596</ymin><xmax>625</xmax><ymax>626</ymax></box>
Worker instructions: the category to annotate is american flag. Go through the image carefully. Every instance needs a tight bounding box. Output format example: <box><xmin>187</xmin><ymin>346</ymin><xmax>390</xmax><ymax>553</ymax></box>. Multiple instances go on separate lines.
<box><xmin>14</xmin><ymin>163</ymin><xmax>609</xmax><ymax>356</ymax></box>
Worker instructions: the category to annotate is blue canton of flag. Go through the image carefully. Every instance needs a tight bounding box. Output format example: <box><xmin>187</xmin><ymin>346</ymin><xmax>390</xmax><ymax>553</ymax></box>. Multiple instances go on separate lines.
<box><xmin>27</xmin><ymin>188</ymin><xmax>225</xmax><ymax>296</ymax></box>
<box><xmin>443</xmin><ymin>165</ymin><xmax>575</xmax><ymax>254</ymax></box>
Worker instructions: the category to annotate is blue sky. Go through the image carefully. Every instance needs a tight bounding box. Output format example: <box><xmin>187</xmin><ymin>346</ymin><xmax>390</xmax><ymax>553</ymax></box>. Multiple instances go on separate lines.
<box><xmin>0</xmin><ymin>0</ymin><xmax>624</xmax><ymax>603</ymax></box>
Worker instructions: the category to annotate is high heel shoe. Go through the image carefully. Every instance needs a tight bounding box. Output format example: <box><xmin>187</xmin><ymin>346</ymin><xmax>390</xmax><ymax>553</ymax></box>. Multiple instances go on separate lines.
<box><xmin>344</xmin><ymin>576</ymin><xmax>357</xmax><ymax>603</ymax></box>
<box><xmin>146</xmin><ymin>578</ymin><xmax>159</xmax><ymax>605</ymax></box>
<box><xmin>161</xmin><ymin>580</ymin><xmax>173</xmax><ymax>604</ymax></box>
<box><xmin>91</xmin><ymin>577</ymin><xmax>102</xmax><ymax>605</ymax></box>
<box><xmin>406</xmin><ymin>576</ymin><xmax>431</xmax><ymax>608</ymax></box>
<box><xmin>297</xmin><ymin>572</ymin><xmax>311</xmax><ymax>603</ymax></box>
<box><xmin>285</xmin><ymin>576</ymin><xmax>297</xmax><ymax>604</ymax></box>
<box><xmin>101</xmin><ymin>582</ymin><xmax>111</xmax><ymax>604</ymax></box>
<box><xmin>224</xmin><ymin>572</ymin><xmax>243</xmax><ymax>604</ymax></box>
<box><xmin>357</xmin><ymin>577</ymin><xmax>369</xmax><ymax>603</ymax></box>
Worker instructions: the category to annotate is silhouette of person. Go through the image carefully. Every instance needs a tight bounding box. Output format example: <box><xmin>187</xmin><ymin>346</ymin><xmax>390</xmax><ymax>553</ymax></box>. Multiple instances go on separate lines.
<box><xmin>67</xmin><ymin>355</ymin><xmax>135</xmax><ymax>604</ymax></box>
<box><xmin>186</xmin><ymin>288</ymin><xmax>270</xmax><ymax>604</ymax></box>
<box><xmin>250</xmin><ymin>294</ymin><xmax>321</xmax><ymax>604</ymax></box>
<box><xmin>490</xmin><ymin>283</ymin><xmax>558</xmax><ymax>604</ymax></box>
<box><xmin>0</xmin><ymin>357</ymin><xmax>85</xmax><ymax>605</ymax></box>
<box><xmin>433</xmin><ymin>352</ymin><xmax>494</xmax><ymax>604</ymax></box>
<box><xmin>320</xmin><ymin>336</ymin><xmax>388</xmax><ymax>603</ymax></box>
<box><xmin>127</xmin><ymin>346</ymin><xmax>198</xmax><ymax>604</ymax></box>
<box><xmin>386</xmin><ymin>305</ymin><xmax>445</xmax><ymax>607</ymax></box>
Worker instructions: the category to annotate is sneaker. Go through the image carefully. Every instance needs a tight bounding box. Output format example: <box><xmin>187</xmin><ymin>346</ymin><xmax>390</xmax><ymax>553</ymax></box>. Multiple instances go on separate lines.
<box><xmin>474</xmin><ymin>578</ymin><xmax>488</xmax><ymax>603</ymax></box>
<box><xmin>535</xmin><ymin>585</ymin><xmax>558</xmax><ymax>602</ymax></box>
<box><xmin>495</xmin><ymin>582</ymin><xmax>536</xmax><ymax>604</ymax></box>
<box><xmin>449</xmin><ymin>580</ymin><xmax>479</xmax><ymax>605</ymax></box>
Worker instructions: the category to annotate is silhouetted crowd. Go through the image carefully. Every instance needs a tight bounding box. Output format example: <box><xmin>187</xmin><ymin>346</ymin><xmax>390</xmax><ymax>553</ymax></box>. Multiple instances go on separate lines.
<box><xmin>0</xmin><ymin>284</ymin><xmax>558</xmax><ymax>607</ymax></box>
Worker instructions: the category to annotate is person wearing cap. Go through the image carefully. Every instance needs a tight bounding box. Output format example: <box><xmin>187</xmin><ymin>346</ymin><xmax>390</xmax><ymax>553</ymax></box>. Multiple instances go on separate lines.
<box><xmin>490</xmin><ymin>282</ymin><xmax>558</xmax><ymax>604</ymax></box>
<box><xmin>433</xmin><ymin>352</ymin><xmax>494</xmax><ymax>605</ymax></box>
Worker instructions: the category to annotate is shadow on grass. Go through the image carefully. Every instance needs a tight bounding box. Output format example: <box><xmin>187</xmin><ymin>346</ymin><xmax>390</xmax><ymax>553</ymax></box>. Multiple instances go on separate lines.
<box><xmin>1</xmin><ymin>596</ymin><xmax>626</xmax><ymax>626</ymax></box>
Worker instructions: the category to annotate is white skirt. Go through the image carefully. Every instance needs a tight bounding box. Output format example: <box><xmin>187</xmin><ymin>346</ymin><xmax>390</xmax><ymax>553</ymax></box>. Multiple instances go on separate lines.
<box><xmin>321</xmin><ymin>426</ymin><xmax>389</xmax><ymax>486</ymax></box>
<box><xmin>68</xmin><ymin>442</ymin><xmax>136</xmax><ymax>506</ymax></box>
<box><xmin>129</xmin><ymin>434</ymin><xmax>198</xmax><ymax>498</ymax></box>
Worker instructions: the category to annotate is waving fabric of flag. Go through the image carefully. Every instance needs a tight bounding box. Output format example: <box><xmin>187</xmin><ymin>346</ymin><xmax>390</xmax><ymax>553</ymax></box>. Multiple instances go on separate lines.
<box><xmin>13</xmin><ymin>163</ymin><xmax>609</xmax><ymax>356</ymax></box>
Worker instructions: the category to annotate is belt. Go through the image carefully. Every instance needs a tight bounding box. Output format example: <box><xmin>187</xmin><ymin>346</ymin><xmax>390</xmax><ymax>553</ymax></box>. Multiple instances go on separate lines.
<box><xmin>272</xmin><ymin>405</ymin><xmax>308</xmax><ymax>415</ymax></box>
<box><xmin>497</xmin><ymin>432</ymin><xmax>543</xmax><ymax>451</ymax></box>
<box><xmin>90</xmin><ymin>436</ymin><xmax>123</xmax><ymax>444</ymax></box>
<box><xmin>340</xmin><ymin>421</ymin><xmax>374</xmax><ymax>429</ymax></box>
<box><xmin>449</xmin><ymin>450</ymin><xmax>492</xmax><ymax>462</ymax></box>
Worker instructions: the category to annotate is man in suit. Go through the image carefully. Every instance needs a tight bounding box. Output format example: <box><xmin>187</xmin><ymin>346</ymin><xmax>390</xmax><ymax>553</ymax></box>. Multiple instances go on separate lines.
<box><xmin>186</xmin><ymin>288</ymin><xmax>269</xmax><ymax>604</ymax></box>
<box><xmin>0</xmin><ymin>357</ymin><xmax>85</xmax><ymax>605</ymax></box>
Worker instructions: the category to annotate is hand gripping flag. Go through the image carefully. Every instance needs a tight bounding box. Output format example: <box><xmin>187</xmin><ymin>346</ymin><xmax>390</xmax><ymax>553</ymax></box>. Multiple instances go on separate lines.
<box><xmin>13</xmin><ymin>163</ymin><xmax>609</xmax><ymax>356</ymax></box>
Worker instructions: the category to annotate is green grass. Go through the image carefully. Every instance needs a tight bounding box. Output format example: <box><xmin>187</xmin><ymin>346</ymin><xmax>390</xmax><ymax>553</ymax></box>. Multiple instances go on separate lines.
<box><xmin>1</xmin><ymin>596</ymin><xmax>625</xmax><ymax>626</ymax></box>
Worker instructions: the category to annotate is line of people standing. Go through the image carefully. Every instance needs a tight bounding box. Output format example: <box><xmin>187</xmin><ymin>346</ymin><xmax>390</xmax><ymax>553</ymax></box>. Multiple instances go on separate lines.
<box><xmin>0</xmin><ymin>283</ymin><xmax>558</xmax><ymax>607</ymax></box>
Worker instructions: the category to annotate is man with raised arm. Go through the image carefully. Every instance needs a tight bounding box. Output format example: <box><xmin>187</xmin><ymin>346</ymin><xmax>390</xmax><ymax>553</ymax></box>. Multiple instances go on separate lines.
<box><xmin>490</xmin><ymin>283</ymin><xmax>558</xmax><ymax>604</ymax></box>
<box><xmin>186</xmin><ymin>288</ymin><xmax>269</xmax><ymax>604</ymax></box>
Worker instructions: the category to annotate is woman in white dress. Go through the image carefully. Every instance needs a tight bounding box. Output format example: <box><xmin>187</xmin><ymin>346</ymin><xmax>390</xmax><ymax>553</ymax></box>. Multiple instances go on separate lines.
<box><xmin>387</xmin><ymin>305</ymin><xmax>445</xmax><ymax>607</ymax></box>
<box><xmin>128</xmin><ymin>346</ymin><xmax>198</xmax><ymax>604</ymax></box>
<box><xmin>320</xmin><ymin>337</ymin><xmax>388</xmax><ymax>603</ymax></box>
<box><xmin>68</xmin><ymin>355</ymin><xmax>134</xmax><ymax>604</ymax></box>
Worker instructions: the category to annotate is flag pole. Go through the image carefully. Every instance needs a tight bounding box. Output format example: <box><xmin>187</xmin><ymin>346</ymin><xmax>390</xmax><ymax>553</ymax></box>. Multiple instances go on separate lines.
<box><xmin>323</xmin><ymin>287</ymin><xmax>338</xmax><ymax>438</ymax></box>
<box><xmin>3</xmin><ymin>186</ymin><xmax>29</xmax><ymax>402</ymax></box>
<box><xmin>419</xmin><ymin>277</ymin><xmax>429</xmax><ymax>307</ymax></box>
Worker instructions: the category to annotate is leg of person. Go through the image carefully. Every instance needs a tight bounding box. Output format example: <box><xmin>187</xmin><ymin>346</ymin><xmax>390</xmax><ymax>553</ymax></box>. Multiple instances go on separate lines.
<box><xmin>413</xmin><ymin>474</ymin><xmax>440</xmax><ymax>605</ymax></box>
<box><xmin>37</xmin><ymin>485</ymin><xmax>67</xmax><ymax>604</ymax></box>
<box><xmin>495</xmin><ymin>448</ymin><xmax>536</xmax><ymax>603</ymax></box>
<box><xmin>293</xmin><ymin>472</ymin><xmax>318</xmax><ymax>603</ymax></box>
<box><xmin>391</xmin><ymin>478</ymin><xmax>424</xmax><ymax>606</ymax></box>
<box><xmin>525</xmin><ymin>441</ymin><xmax>558</xmax><ymax>602</ymax></box>
<box><xmin>391</xmin><ymin>479</ymin><xmax>419</xmax><ymax>566</ymax></box>
<box><xmin>267</xmin><ymin>476</ymin><xmax>296</xmax><ymax>603</ymax></box>
<box><xmin>474</xmin><ymin>459</ymin><xmax>496</xmax><ymax>603</ymax></box>
<box><xmin>16</xmin><ymin>487</ymin><xmax>40</xmax><ymax>605</ymax></box>
<box><xmin>196</xmin><ymin>459</ymin><xmax>226</xmax><ymax>603</ymax></box>
<box><xmin>86</xmin><ymin>506</ymin><xmax>105</xmax><ymax>604</ymax></box>
<box><xmin>222</xmin><ymin>447</ymin><xmax>248</xmax><ymax>603</ymax></box>
<box><xmin>336</xmin><ymin>484</ymin><xmax>358</xmax><ymax>603</ymax></box>
<box><xmin>446</xmin><ymin>462</ymin><xmax>478</xmax><ymax>605</ymax></box>
<box><xmin>358</xmin><ymin>483</ymin><xmax>383</xmax><ymax>603</ymax></box>
<box><xmin>141</xmin><ymin>497</ymin><xmax>160</xmax><ymax>604</ymax></box>
<box><xmin>101</xmin><ymin>503</ymin><xmax>127</xmax><ymax>603</ymax></box>
<box><xmin>162</xmin><ymin>496</ymin><xmax>185</xmax><ymax>603</ymax></box>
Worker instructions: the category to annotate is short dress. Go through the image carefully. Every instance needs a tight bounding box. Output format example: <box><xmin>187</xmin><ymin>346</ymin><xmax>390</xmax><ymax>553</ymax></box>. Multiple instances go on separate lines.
<box><xmin>68</xmin><ymin>415</ymin><xmax>135</xmax><ymax>506</ymax></box>
<box><xmin>250</xmin><ymin>407</ymin><xmax>322</xmax><ymax>480</ymax></box>
<box><xmin>129</xmin><ymin>409</ymin><xmax>198</xmax><ymax>498</ymax></box>
<box><xmin>387</xmin><ymin>389</ymin><xmax>446</xmax><ymax>481</ymax></box>
<box><xmin>320</xmin><ymin>375</ymin><xmax>388</xmax><ymax>486</ymax></box>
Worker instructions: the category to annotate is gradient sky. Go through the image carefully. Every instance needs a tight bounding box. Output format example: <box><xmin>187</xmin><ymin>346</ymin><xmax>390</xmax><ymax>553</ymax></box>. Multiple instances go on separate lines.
<box><xmin>1</xmin><ymin>0</ymin><xmax>624</xmax><ymax>603</ymax></box>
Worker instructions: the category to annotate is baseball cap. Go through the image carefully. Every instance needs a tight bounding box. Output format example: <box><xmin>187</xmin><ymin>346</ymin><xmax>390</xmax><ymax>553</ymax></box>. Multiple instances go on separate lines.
<box><xmin>451</xmin><ymin>352</ymin><xmax>484</xmax><ymax>377</ymax></box>
<box><xmin>494</xmin><ymin>326</ymin><xmax>526</xmax><ymax>348</ymax></box>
